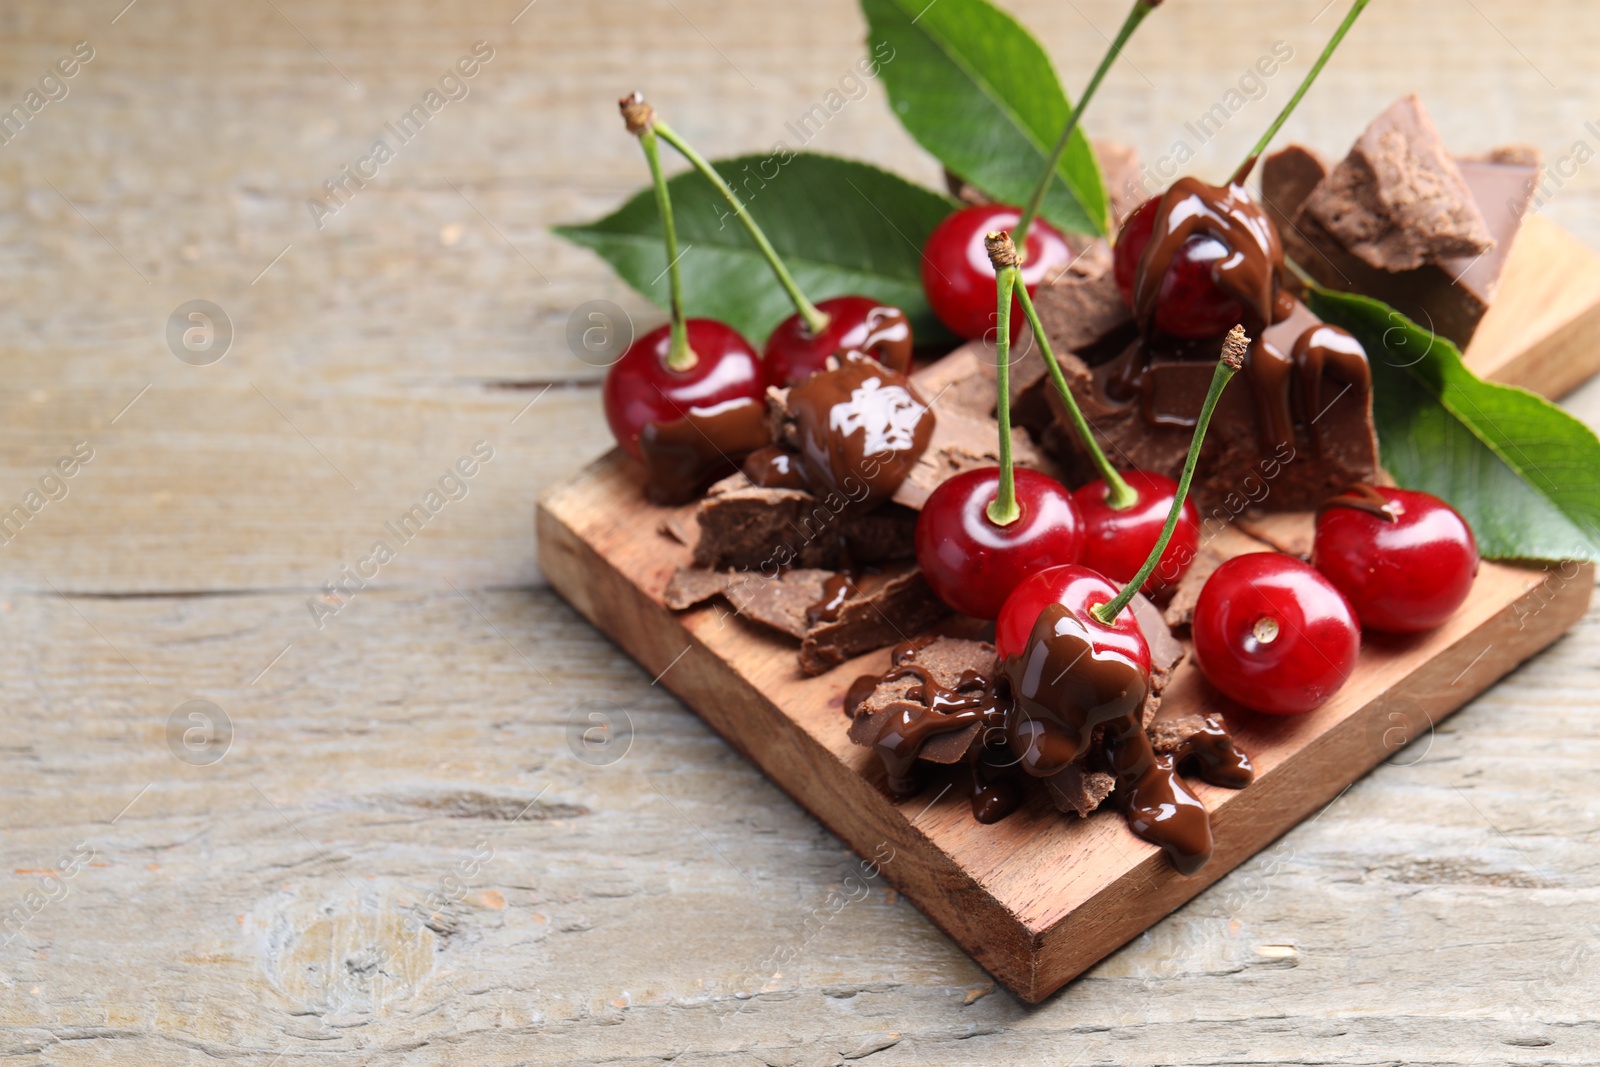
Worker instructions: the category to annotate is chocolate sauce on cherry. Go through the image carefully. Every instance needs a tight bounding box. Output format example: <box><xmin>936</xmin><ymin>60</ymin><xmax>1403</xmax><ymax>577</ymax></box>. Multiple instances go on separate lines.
<box><xmin>1115</xmin><ymin>167</ymin><xmax>1371</xmax><ymax>460</ymax></box>
<box><xmin>638</xmin><ymin>397</ymin><xmax>771</xmax><ymax>505</ymax></box>
<box><xmin>1003</xmin><ymin>602</ymin><xmax>1213</xmax><ymax>873</ymax></box>
<box><xmin>787</xmin><ymin>353</ymin><xmax>935</xmax><ymax>509</ymax></box>
<box><xmin>1320</xmin><ymin>481</ymin><xmax>1402</xmax><ymax>522</ymax></box>
<box><xmin>742</xmin><ymin>445</ymin><xmax>808</xmax><ymax>489</ymax></box>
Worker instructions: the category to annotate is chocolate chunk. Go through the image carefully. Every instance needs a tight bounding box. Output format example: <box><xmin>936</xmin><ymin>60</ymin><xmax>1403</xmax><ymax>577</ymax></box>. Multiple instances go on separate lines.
<box><xmin>657</xmin><ymin>514</ymin><xmax>694</xmax><ymax>546</ymax></box>
<box><xmin>847</xmin><ymin>637</ymin><xmax>997</xmax><ymax>762</ymax></box>
<box><xmin>689</xmin><ymin>473</ymin><xmax>916</xmax><ymax>571</ymax></box>
<box><xmin>1287</xmin><ymin>100</ymin><xmax>1539</xmax><ymax>347</ymax></box>
<box><xmin>800</xmin><ymin>567</ymin><xmax>951</xmax><ymax>675</ymax></box>
<box><xmin>1035</xmin><ymin>299</ymin><xmax>1378</xmax><ymax>514</ymax></box>
<box><xmin>1260</xmin><ymin>144</ymin><xmax>1329</xmax><ymax>244</ymax></box>
<box><xmin>1299</xmin><ymin>95</ymin><xmax>1493</xmax><ymax>273</ymax></box>
<box><xmin>664</xmin><ymin>565</ymin><xmax>841</xmax><ymax>640</ymax></box>
<box><xmin>663</xmin><ymin>567</ymin><xmax>736</xmax><ymax>611</ymax></box>
<box><xmin>890</xmin><ymin>348</ymin><xmax>1062</xmax><ymax>510</ymax></box>
<box><xmin>1044</xmin><ymin>762</ymin><xmax>1116</xmax><ymax>818</ymax></box>
<box><xmin>1028</xmin><ymin>262</ymin><xmax>1133</xmax><ymax>365</ymax></box>
<box><xmin>1095</xmin><ymin>140</ymin><xmax>1146</xmax><ymax>227</ymax></box>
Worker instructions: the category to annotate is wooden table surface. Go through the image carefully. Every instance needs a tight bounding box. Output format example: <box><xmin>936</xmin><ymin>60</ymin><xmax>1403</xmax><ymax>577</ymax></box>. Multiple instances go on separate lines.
<box><xmin>3</xmin><ymin>1</ymin><xmax>1599</xmax><ymax>1063</ymax></box>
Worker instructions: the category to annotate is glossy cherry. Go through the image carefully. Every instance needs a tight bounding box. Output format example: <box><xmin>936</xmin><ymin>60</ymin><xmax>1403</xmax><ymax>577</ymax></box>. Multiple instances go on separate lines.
<box><xmin>922</xmin><ymin>205</ymin><xmax>1074</xmax><ymax>341</ymax></box>
<box><xmin>1072</xmin><ymin>470</ymin><xmax>1200</xmax><ymax>594</ymax></box>
<box><xmin>1192</xmin><ymin>553</ymin><xmax>1360</xmax><ymax>716</ymax></box>
<box><xmin>995</xmin><ymin>563</ymin><xmax>1150</xmax><ymax>667</ymax></box>
<box><xmin>916</xmin><ymin>467</ymin><xmax>1085</xmax><ymax>620</ymax></box>
<box><xmin>764</xmin><ymin>295</ymin><xmax>913</xmax><ymax>387</ymax></box>
<box><xmin>1113</xmin><ymin>195</ymin><xmax>1247</xmax><ymax>339</ymax></box>
<box><xmin>1312</xmin><ymin>486</ymin><xmax>1479</xmax><ymax>633</ymax></box>
<box><xmin>602</xmin><ymin>319</ymin><xmax>764</xmax><ymax>460</ymax></box>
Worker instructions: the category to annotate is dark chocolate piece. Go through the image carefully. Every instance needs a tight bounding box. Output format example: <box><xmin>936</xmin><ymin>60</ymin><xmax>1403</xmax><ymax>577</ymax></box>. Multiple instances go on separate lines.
<box><xmin>1284</xmin><ymin>98</ymin><xmax>1539</xmax><ymax>347</ymax></box>
<box><xmin>1044</xmin><ymin>763</ymin><xmax>1116</xmax><ymax>818</ymax></box>
<box><xmin>689</xmin><ymin>473</ymin><xmax>916</xmax><ymax>571</ymax></box>
<box><xmin>742</xmin><ymin>445</ymin><xmax>808</xmax><ymax>489</ymax></box>
<box><xmin>800</xmin><ymin>567</ymin><xmax>950</xmax><ymax>676</ymax></box>
<box><xmin>1036</xmin><ymin>298</ymin><xmax>1379</xmax><ymax>513</ymax></box>
<box><xmin>1260</xmin><ymin>144</ymin><xmax>1329</xmax><ymax>245</ymax></box>
<box><xmin>1298</xmin><ymin>94</ymin><xmax>1493</xmax><ymax>272</ymax></box>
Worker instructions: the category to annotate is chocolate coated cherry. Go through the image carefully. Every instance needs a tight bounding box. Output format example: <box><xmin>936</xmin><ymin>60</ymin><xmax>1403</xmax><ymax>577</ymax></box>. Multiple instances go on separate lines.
<box><xmin>764</xmin><ymin>295</ymin><xmax>912</xmax><ymax>387</ymax></box>
<box><xmin>602</xmin><ymin>319</ymin><xmax>764</xmax><ymax>460</ymax></box>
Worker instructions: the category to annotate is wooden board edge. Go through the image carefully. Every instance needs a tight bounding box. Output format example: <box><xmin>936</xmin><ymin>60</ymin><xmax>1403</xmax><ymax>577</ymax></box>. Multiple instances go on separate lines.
<box><xmin>534</xmin><ymin>491</ymin><xmax>1048</xmax><ymax>995</ymax></box>
<box><xmin>1023</xmin><ymin>562</ymin><xmax>1594</xmax><ymax>1001</ymax></box>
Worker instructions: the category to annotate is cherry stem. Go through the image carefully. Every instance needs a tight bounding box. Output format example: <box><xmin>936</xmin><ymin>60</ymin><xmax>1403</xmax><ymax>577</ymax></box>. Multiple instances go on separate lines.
<box><xmin>652</xmin><ymin>119</ymin><xmax>831</xmax><ymax>337</ymax></box>
<box><xmin>1014</xmin><ymin>0</ymin><xmax>1159</xmax><ymax>247</ymax></box>
<box><xmin>1093</xmin><ymin>325</ymin><xmax>1249</xmax><ymax>625</ymax></box>
<box><xmin>1013</xmin><ymin>280</ymin><xmax>1137</xmax><ymax>509</ymax></box>
<box><xmin>635</xmin><ymin>124</ymin><xmax>695</xmax><ymax>371</ymax></box>
<box><xmin>986</xmin><ymin>232</ymin><xmax>1022</xmax><ymax>527</ymax></box>
<box><xmin>1233</xmin><ymin>0</ymin><xmax>1371</xmax><ymax>185</ymax></box>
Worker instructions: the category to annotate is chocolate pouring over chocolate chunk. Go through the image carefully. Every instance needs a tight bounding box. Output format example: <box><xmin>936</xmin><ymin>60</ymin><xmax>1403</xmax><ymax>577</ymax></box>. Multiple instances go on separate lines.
<box><xmin>1274</xmin><ymin>94</ymin><xmax>1541</xmax><ymax>347</ymax></box>
<box><xmin>1032</xmin><ymin>297</ymin><xmax>1379</xmax><ymax>513</ymax></box>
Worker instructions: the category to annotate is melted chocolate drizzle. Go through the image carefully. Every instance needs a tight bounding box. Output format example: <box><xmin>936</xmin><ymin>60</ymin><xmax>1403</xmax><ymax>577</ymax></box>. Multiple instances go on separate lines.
<box><xmin>1320</xmin><ymin>482</ymin><xmax>1402</xmax><ymax>522</ymax></box>
<box><xmin>865</xmin><ymin>642</ymin><xmax>1006</xmax><ymax>798</ymax></box>
<box><xmin>788</xmin><ymin>353</ymin><xmax>935</xmax><ymax>510</ymax></box>
<box><xmin>638</xmin><ymin>397</ymin><xmax>771</xmax><ymax>505</ymax></box>
<box><xmin>805</xmin><ymin>572</ymin><xmax>858</xmax><ymax>626</ymax></box>
<box><xmin>1121</xmin><ymin>166</ymin><xmax>1372</xmax><ymax>459</ymax></box>
<box><xmin>1003</xmin><ymin>603</ymin><xmax>1213</xmax><ymax>873</ymax></box>
<box><xmin>742</xmin><ymin>445</ymin><xmax>809</xmax><ymax>490</ymax></box>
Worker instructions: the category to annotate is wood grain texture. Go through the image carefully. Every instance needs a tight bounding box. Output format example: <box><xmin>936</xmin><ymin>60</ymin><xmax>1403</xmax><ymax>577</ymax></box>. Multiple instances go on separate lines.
<box><xmin>3</xmin><ymin>0</ymin><xmax>1600</xmax><ymax>1061</ymax></box>
<box><xmin>537</xmin><ymin>451</ymin><xmax>1593</xmax><ymax>1002</ymax></box>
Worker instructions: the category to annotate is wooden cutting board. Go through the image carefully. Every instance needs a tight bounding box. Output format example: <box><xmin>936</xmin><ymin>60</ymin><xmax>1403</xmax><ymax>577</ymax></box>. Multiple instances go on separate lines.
<box><xmin>535</xmin><ymin>217</ymin><xmax>1600</xmax><ymax>1004</ymax></box>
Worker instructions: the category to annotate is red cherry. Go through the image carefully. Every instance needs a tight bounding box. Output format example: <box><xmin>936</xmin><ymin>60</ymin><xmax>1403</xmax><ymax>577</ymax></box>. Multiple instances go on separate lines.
<box><xmin>995</xmin><ymin>563</ymin><xmax>1149</xmax><ymax>671</ymax></box>
<box><xmin>915</xmin><ymin>467</ymin><xmax>1085</xmax><ymax>620</ymax></box>
<box><xmin>1072</xmin><ymin>470</ymin><xmax>1200</xmax><ymax>594</ymax></box>
<box><xmin>602</xmin><ymin>319</ymin><xmax>764</xmax><ymax>460</ymax></box>
<box><xmin>921</xmin><ymin>205</ymin><xmax>1074</xmax><ymax>341</ymax></box>
<box><xmin>763</xmin><ymin>295</ymin><xmax>913</xmax><ymax>387</ymax></box>
<box><xmin>1113</xmin><ymin>196</ymin><xmax>1246</xmax><ymax>339</ymax></box>
<box><xmin>1312</xmin><ymin>487</ymin><xmax>1480</xmax><ymax>633</ymax></box>
<box><xmin>1192</xmin><ymin>553</ymin><xmax>1360</xmax><ymax>716</ymax></box>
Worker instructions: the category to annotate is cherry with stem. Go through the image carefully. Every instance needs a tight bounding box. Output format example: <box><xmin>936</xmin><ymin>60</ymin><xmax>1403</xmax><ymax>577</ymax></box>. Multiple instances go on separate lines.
<box><xmin>1113</xmin><ymin>0</ymin><xmax>1372</xmax><ymax>336</ymax></box>
<box><xmin>913</xmin><ymin>231</ymin><xmax>1086</xmax><ymax>620</ymax></box>
<box><xmin>921</xmin><ymin>0</ymin><xmax>1162</xmax><ymax>341</ymax></box>
<box><xmin>648</xmin><ymin>113</ymin><xmax>912</xmax><ymax>385</ymax></box>
<box><xmin>1091</xmin><ymin>325</ymin><xmax>1248</xmax><ymax>626</ymax></box>
<box><xmin>602</xmin><ymin>95</ymin><xmax>764</xmax><ymax>478</ymax></box>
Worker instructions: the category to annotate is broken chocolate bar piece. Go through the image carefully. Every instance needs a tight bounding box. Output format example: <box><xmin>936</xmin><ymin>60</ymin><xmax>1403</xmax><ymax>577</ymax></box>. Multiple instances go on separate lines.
<box><xmin>664</xmin><ymin>566</ymin><xmax>834</xmax><ymax>639</ymax></box>
<box><xmin>1036</xmin><ymin>298</ymin><xmax>1379</xmax><ymax>513</ymax></box>
<box><xmin>890</xmin><ymin>347</ymin><xmax>1062</xmax><ymax>510</ymax></box>
<box><xmin>689</xmin><ymin>473</ymin><xmax>917</xmax><ymax>571</ymax></box>
<box><xmin>801</xmin><ymin>568</ymin><xmax>950</xmax><ymax>675</ymax></box>
<box><xmin>1045</xmin><ymin>763</ymin><xmax>1117</xmax><ymax>818</ymax></box>
<box><xmin>846</xmin><ymin>636</ymin><xmax>998</xmax><ymax>766</ymax></box>
<box><xmin>1260</xmin><ymin>143</ymin><xmax>1329</xmax><ymax>245</ymax></box>
<box><xmin>1298</xmin><ymin>94</ymin><xmax>1493</xmax><ymax>272</ymax></box>
<box><xmin>1280</xmin><ymin>96</ymin><xmax>1541</xmax><ymax>347</ymax></box>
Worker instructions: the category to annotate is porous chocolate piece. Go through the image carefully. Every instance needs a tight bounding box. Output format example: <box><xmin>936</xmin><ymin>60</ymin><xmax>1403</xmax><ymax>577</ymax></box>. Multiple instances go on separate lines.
<box><xmin>1036</xmin><ymin>299</ymin><xmax>1379</xmax><ymax>514</ymax></box>
<box><xmin>690</xmin><ymin>473</ymin><xmax>916</xmax><ymax>571</ymax></box>
<box><xmin>1028</xmin><ymin>263</ymin><xmax>1133</xmax><ymax>366</ymax></box>
<box><xmin>663</xmin><ymin>566</ymin><xmax>834</xmax><ymax>639</ymax></box>
<box><xmin>1286</xmin><ymin>97</ymin><xmax>1539</xmax><ymax>347</ymax></box>
<box><xmin>1131</xmin><ymin>592</ymin><xmax>1186</xmax><ymax>726</ymax></box>
<box><xmin>1045</xmin><ymin>763</ymin><xmax>1117</xmax><ymax>818</ymax></box>
<box><xmin>801</xmin><ymin>568</ymin><xmax>950</xmax><ymax>675</ymax></box>
<box><xmin>1298</xmin><ymin>95</ymin><xmax>1493</xmax><ymax>272</ymax></box>
<box><xmin>889</xmin><ymin>348</ymin><xmax>1061</xmax><ymax>510</ymax></box>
